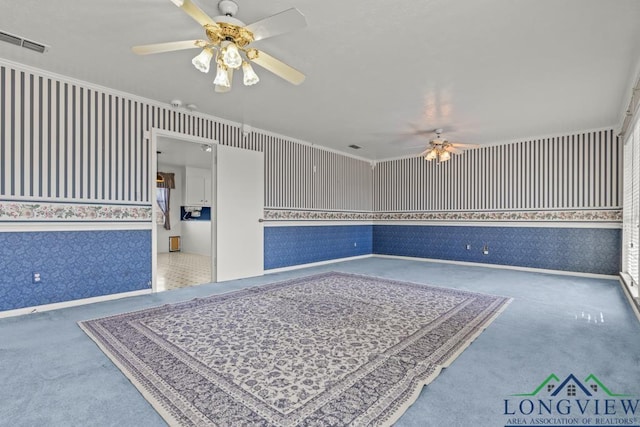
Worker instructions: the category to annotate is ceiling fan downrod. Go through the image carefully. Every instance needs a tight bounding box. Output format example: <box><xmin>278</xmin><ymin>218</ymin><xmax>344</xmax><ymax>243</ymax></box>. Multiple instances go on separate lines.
<box><xmin>218</xmin><ymin>0</ymin><xmax>239</xmax><ymax>17</ymax></box>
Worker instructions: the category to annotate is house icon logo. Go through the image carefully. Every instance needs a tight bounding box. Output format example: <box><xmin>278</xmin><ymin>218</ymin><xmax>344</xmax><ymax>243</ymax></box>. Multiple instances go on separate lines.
<box><xmin>503</xmin><ymin>373</ymin><xmax>639</xmax><ymax>427</ymax></box>
<box><xmin>512</xmin><ymin>373</ymin><xmax>632</xmax><ymax>398</ymax></box>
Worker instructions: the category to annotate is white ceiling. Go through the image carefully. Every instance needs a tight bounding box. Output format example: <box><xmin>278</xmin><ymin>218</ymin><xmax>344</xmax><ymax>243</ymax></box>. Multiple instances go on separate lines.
<box><xmin>157</xmin><ymin>136</ymin><xmax>214</xmax><ymax>169</ymax></box>
<box><xmin>1</xmin><ymin>0</ymin><xmax>639</xmax><ymax>160</ymax></box>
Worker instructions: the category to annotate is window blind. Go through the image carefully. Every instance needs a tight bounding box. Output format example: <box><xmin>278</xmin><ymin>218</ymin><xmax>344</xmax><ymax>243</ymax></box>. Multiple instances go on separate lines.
<box><xmin>623</xmin><ymin>118</ymin><xmax>639</xmax><ymax>285</ymax></box>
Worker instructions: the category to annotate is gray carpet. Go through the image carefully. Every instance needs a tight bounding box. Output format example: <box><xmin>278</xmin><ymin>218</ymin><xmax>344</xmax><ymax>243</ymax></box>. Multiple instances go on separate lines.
<box><xmin>1</xmin><ymin>257</ymin><xmax>639</xmax><ymax>426</ymax></box>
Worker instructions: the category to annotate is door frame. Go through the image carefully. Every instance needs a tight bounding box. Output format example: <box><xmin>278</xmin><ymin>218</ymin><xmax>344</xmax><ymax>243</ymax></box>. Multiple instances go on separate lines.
<box><xmin>150</xmin><ymin>128</ymin><xmax>217</xmax><ymax>293</ymax></box>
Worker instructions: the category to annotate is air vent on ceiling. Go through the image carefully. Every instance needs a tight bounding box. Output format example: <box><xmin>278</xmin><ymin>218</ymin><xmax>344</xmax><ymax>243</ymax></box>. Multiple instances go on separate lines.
<box><xmin>0</xmin><ymin>30</ymin><xmax>48</xmax><ymax>53</ymax></box>
<box><xmin>0</xmin><ymin>31</ymin><xmax>21</xmax><ymax>46</ymax></box>
<box><xmin>348</xmin><ymin>144</ymin><xmax>361</xmax><ymax>150</ymax></box>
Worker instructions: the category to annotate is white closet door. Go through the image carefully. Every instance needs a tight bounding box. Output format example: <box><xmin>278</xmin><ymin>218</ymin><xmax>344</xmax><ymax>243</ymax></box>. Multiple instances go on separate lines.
<box><xmin>216</xmin><ymin>145</ymin><xmax>264</xmax><ymax>281</ymax></box>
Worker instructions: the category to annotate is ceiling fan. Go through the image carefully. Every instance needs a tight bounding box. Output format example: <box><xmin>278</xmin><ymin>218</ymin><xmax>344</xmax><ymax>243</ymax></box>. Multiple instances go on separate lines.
<box><xmin>132</xmin><ymin>0</ymin><xmax>306</xmax><ymax>92</ymax></box>
<box><xmin>418</xmin><ymin>129</ymin><xmax>478</xmax><ymax>162</ymax></box>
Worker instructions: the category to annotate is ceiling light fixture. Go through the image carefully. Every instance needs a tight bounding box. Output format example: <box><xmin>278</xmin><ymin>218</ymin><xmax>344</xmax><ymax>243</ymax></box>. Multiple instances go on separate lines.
<box><xmin>186</xmin><ymin>12</ymin><xmax>259</xmax><ymax>90</ymax></box>
<box><xmin>213</xmin><ymin>63</ymin><xmax>231</xmax><ymax>87</ymax></box>
<box><xmin>242</xmin><ymin>61</ymin><xmax>259</xmax><ymax>86</ymax></box>
<box><xmin>221</xmin><ymin>42</ymin><xmax>243</xmax><ymax>69</ymax></box>
<box><xmin>418</xmin><ymin>129</ymin><xmax>477</xmax><ymax>162</ymax></box>
<box><xmin>424</xmin><ymin>149</ymin><xmax>438</xmax><ymax>162</ymax></box>
<box><xmin>420</xmin><ymin>129</ymin><xmax>468</xmax><ymax>163</ymax></box>
<box><xmin>133</xmin><ymin>0</ymin><xmax>307</xmax><ymax>93</ymax></box>
<box><xmin>192</xmin><ymin>48</ymin><xmax>213</xmax><ymax>73</ymax></box>
<box><xmin>424</xmin><ymin>145</ymin><xmax>451</xmax><ymax>163</ymax></box>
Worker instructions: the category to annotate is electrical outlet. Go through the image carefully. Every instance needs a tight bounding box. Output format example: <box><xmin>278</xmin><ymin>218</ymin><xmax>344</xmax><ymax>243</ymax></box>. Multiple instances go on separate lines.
<box><xmin>466</xmin><ymin>244</ymin><xmax>471</xmax><ymax>250</ymax></box>
<box><xmin>482</xmin><ymin>245</ymin><xmax>489</xmax><ymax>255</ymax></box>
<box><xmin>354</xmin><ymin>242</ymin><xmax>357</xmax><ymax>247</ymax></box>
<box><xmin>32</xmin><ymin>272</ymin><xmax>42</xmax><ymax>283</ymax></box>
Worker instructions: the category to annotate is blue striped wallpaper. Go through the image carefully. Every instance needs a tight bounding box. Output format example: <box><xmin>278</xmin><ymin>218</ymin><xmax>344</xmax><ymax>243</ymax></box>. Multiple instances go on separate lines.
<box><xmin>0</xmin><ymin>68</ymin><xmax>152</xmax><ymax>202</ymax></box>
<box><xmin>0</xmin><ymin>230</ymin><xmax>151</xmax><ymax>311</ymax></box>
<box><xmin>374</xmin><ymin>130</ymin><xmax>621</xmax><ymax>212</ymax></box>
<box><xmin>0</xmin><ymin>62</ymin><xmax>373</xmax><ymax>212</ymax></box>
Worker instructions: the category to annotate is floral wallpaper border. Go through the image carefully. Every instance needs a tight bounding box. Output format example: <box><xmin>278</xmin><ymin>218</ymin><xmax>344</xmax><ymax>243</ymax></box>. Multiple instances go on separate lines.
<box><xmin>0</xmin><ymin>202</ymin><xmax>622</xmax><ymax>223</ymax></box>
<box><xmin>0</xmin><ymin>201</ymin><xmax>152</xmax><ymax>222</ymax></box>
<box><xmin>265</xmin><ymin>210</ymin><xmax>375</xmax><ymax>221</ymax></box>
<box><xmin>264</xmin><ymin>209</ymin><xmax>622</xmax><ymax>223</ymax></box>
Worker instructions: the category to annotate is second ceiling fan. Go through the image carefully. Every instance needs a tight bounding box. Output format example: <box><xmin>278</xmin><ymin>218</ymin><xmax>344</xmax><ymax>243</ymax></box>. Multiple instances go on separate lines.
<box><xmin>418</xmin><ymin>129</ymin><xmax>478</xmax><ymax>163</ymax></box>
<box><xmin>132</xmin><ymin>0</ymin><xmax>306</xmax><ymax>92</ymax></box>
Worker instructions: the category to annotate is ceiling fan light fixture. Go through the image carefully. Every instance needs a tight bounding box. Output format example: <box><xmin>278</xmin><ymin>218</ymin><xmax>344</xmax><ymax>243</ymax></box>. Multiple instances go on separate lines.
<box><xmin>222</xmin><ymin>42</ymin><xmax>243</xmax><ymax>69</ymax></box>
<box><xmin>213</xmin><ymin>63</ymin><xmax>231</xmax><ymax>87</ymax></box>
<box><xmin>132</xmin><ymin>1</ymin><xmax>307</xmax><ymax>93</ymax></box>
<box><xmin>242</xmin><ymin>61</ymin><xmax>259</xmax><ymax>85</ymax></box>
<box><xmin>425</xmin><ymin>149</ymin><xmax>437</xmax><ymax>161</ymax></box>
<box><xmin>192</xmin><ymin>48</ymin><xmax>213</xmax><ymax>73</ymax></box>
<box><xmin>439</xmin><ymin>150</ymin><xmax>451</xmax><ymax>162</ymax></box>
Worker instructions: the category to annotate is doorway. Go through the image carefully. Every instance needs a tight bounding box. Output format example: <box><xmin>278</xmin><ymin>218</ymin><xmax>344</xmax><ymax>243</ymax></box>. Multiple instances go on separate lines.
<box><xmin>150</xmin><ymin>128</ymin><xmax>266</xmax><ymax>292</ymax></box>
<box><xmin>152</xmin><ymin>130</ymin><xmax>216</xmax><ymax>292</ymax></box>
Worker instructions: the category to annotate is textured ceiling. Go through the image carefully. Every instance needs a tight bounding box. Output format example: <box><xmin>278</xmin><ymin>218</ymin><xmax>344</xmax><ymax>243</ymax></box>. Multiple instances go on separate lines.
<box><xmin>1</xmin><ymin>0</ymin><xmax>639</xmax><ymax>160</ymax></box>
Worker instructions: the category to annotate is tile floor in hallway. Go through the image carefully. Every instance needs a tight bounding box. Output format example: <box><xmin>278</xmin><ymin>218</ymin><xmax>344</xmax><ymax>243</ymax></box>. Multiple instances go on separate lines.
<box><xmin>156</xmin><ymin>252</ymin><xmax>211</xmax><ymax>290</ymax></box>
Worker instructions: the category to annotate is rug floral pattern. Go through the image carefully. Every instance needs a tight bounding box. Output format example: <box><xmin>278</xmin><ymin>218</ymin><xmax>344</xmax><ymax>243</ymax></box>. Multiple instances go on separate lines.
<box><xmin>79</xmin><ymin>272</ymin><xmax>511</xmax><ymax>426</ymax></box>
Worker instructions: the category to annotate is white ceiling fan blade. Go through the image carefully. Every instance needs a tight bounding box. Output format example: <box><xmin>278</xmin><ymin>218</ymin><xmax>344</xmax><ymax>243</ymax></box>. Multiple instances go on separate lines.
<box><xmin>418</xmin><ymin>148</ymin><xmax>430</xmax><ymax>157</ymax></box>
<box><xmin>449</xmin><ymin>142</ymin><xmax>480</xmax><ymax>148</ymax></box>
<box><xmin>171</xmin><ymin>0</ymin><xmax>219</xmax><ymax>28</ymax></box>
<box><xmin>245</xmin><ymin>8</ymin><xmax>307</xmax><ymax>42</ymax></box>
<box><xmin>247</xmin><ymin>49</ymin><xmax>305</xmax><ymax>85</ymax></box>
<box><xmin>447</xmin><ymin>146</ymin><xmax>464</xmax><ymax>154</ymax></box>
<box><xmin>132</xmin><ymin>40</ymin><xmax>204</xmax><ymax>55</ymax></box>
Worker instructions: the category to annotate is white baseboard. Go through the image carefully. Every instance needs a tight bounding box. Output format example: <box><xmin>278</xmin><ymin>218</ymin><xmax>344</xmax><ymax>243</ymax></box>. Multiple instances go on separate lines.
<box><xmin>619</xmin><ymin>276</ymin><xmax>640</xmax><ymax>323</ymax></box>
<box><xmin>0</xmin><ymin>256</ymin><xmax>620</xmax><ymax>318</ymax></box>
<box><xmin>372</xmin><ymin>254</ymin><xmax>619</xmax><ymax>280</ymax></box>
<box><xmin>0</xmin><ymin>289</ymin><xmax>152</xmax><ymax>319</ymax></box>
<box><xmin>265</xmin><ymin>254</ymin><xmax>373</xmax><ymax>274</ymax></box>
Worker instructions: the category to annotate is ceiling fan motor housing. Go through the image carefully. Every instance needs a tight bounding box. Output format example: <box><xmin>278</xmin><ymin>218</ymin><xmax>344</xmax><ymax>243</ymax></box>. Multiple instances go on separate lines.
<box><xmin>208</xmin><ymin>0</ymin><xmax>251</xmax><ymax>46</ymax></box>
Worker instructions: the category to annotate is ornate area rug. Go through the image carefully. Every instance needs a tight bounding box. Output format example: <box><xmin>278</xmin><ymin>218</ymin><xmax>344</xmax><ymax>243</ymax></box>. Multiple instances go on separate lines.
<box><xmin>79</xmin><ymin>272</ymin><xmax>511</xmax><ymax>426</ymax></box>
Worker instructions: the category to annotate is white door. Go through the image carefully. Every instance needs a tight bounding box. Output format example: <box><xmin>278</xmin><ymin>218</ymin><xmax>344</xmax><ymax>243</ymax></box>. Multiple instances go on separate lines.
<box><xmin>216</xmin><ymin>144</ymin><xmax>264</xmax><ymax>281</ymax></box>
